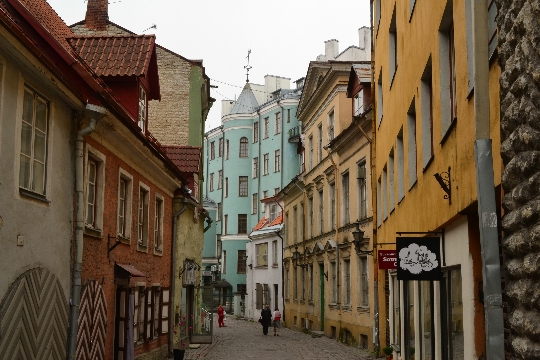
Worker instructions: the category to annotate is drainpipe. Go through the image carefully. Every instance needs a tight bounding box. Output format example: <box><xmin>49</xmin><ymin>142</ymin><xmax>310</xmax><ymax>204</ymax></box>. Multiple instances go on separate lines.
<box><xmin>276</xmin><ymin>230</ymin><xmax>285</xmax><ymax>323</ymax></box>
<box><xmin>169</xmin><ymin>195</ymin><xmax>188</xmax><ymax>354</ymax></box>
<box><xmin>472</xmin><ymin>0</ymin><xmax>504</xmax><ymax>358</ymax></box>
<box><xmin>68</xmin><ymin>103</ymin><xmax>108</xmax><ymax>360</ymax></box>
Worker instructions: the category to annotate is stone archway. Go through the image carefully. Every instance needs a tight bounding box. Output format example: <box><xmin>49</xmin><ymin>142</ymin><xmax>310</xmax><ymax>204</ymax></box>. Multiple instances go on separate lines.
<box><xmin>0</xmin><ymin>267</ymin><xmax>68</xmax><ymax>359</ymax></box>
<box><xmin>76</xmin><ymin>279</ymin><xmax>107</xmax><ymax>359</ymax></box>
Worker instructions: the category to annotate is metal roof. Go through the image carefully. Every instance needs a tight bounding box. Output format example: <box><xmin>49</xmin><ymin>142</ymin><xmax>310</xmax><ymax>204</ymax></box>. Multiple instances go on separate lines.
<box><xmin>230</xmin><ymin>83</ymin><xmax>259</xmax><ymax>114</ymax></box>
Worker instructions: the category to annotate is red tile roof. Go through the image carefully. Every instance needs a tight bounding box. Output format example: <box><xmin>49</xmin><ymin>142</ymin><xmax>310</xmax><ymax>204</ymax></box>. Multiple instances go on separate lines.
<box><xmin>268</xmin><ymin>213</ymin><xmax>283</xmax><ymax>226</ymax></box>
<box><xmin>164</xmin><ymin>146</ymin><xmax>202</xmax><ymax>174</ymax></box>
<box><xmin>253</xmin><ymin>217</ymin><xmax>269</xmax><ymax>231</ymax></box>
<box><xmin>16</xmin><ymin>0</ymin><xmax>74</xmax><ymax>53</ymax></box>
<box><xmin>68</xmin><ymin>35</ymin><xmax>156</xmax><ymax>77</ymax></box>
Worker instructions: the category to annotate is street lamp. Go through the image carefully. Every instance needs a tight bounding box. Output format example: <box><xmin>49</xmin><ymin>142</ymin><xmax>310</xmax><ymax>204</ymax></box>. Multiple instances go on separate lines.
<box><xmin>292</xmin><ymin>244</ymin><xmax>308</xmax><ymax>268</ymax></box>
<box><xmin>352</xmin><ymin>222</ymin><xmax>373</xmax><ymax>256</ymax></box>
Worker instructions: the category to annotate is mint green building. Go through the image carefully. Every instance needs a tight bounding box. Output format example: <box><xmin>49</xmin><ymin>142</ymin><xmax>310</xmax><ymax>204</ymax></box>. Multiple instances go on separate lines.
<box><xmin>203</xmin><ymin>76</ymin><xmax>304</xmax><ymax>312</ymax></box>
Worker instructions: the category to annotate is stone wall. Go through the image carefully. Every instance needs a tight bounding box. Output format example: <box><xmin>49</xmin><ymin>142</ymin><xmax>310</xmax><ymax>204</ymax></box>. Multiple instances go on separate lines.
<box><xmin>497</xmin><ymin>0</ymin><xmax>540</xmax><ymax>358</ymax></box>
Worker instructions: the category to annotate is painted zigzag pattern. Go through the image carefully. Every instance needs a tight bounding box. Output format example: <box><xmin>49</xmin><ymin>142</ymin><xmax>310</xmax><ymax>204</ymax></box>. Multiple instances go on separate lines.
<box><xmin>0</xmin><ymin>267</ymin><xmax>69</xmax><ymax>360</ymax></box>
<box><xmin>76</xmin><ymin>279</ymin><xmax>107</xmax><ymax>360</ymax></box>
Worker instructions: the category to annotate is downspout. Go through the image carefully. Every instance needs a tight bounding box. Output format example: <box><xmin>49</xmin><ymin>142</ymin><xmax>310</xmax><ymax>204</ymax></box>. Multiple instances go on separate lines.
<box><xmin>275</xmin><ymin>231</ymin><xmax>285</xmax><ymax>323</ymax></box>
<box><xmin>369</xmin><ymin>1</ymin><xmax>380</xmax><ymax>353</ymax></box>
<box><xmin>68</xmin><ymin>103</ymin><xmax>108</xmax><ymax>360</ymax></box>
<box><xmin>257</xmin><ymin>110</ymin><xmax>262</xmax><ymax>204</ymax></box>
<box><xmin>277</xmin><ymin>101</ymin><xmax>285</xmax><ymax>188</ymax></box>
<box><xmin>169</xmin><ymin>196</ymin><xmax>188</xmax><ymax>354</ymax></box>
<box><xmin>472</xmin><ymin>0</ymin><xmax>504</xmax><ymax>358</ymax></box>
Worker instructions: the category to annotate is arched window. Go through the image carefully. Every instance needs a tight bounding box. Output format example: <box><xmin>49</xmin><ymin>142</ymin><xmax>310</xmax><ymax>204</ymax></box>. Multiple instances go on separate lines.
<box><xmin>239</xmin><ymin>137</ymin><xmax>248</xmax><ymax>158</ymax></box>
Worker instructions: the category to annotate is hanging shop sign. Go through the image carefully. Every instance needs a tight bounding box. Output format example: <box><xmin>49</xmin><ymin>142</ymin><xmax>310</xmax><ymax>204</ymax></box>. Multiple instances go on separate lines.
<box><xmin>397</xmin><ymin>237</ymin><xmax>441</xmax><ymax>281</ymax></box>
<box><xmin>181</xmin><ymin>259</ymin><xmax>200</xmax><ymax>286</ymax></box>
<box><xmin>378</xmin><ymin>250</ymin><xmax>397</xmax><ymax>270</ymax></box>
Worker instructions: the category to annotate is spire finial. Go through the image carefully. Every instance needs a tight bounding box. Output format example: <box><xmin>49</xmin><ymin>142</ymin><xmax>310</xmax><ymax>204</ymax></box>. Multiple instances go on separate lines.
<box><xmin>244</xmin><ymin>49</ymin><xmax>252</xmax><ymax>83</ymax></box>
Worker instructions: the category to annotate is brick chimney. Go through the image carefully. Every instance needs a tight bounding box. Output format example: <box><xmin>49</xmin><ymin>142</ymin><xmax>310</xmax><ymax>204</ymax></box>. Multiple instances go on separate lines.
<box><xmin>85</xmin><ymin>0</ymin><xmax>108</xmax><ymax>31</ymax></box>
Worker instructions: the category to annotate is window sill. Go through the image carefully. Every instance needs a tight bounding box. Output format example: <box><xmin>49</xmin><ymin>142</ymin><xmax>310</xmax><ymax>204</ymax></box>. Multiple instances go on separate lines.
<box><xmin>19</xmin><ymin>188</ymin><xmax>50</xmax><ymax>204</ymax></box>
<box><xmin>117</xmin><ymin>234</ymin><xmax>131</xmax><ymax>244</ymax></box>
<box><xmin>299</xmin><ymin>300</ymin><xmax>306</xmax><ymax>304</ymax></box>
<box><xmin>255</xmin><ymin>265</ymin><xmax>268</xmax><ymax>269</ymax></box>
<box><xmin>272</xmin><ymin>264</ymin><xmax>279</xmax><ymax>268</ymax></box>
<box><xmin>153</xmin><ymin>247</ymin><xmax>163</xmax><ymax>256</ymax></box>
<box><xmin>328</xmin><ymin>303</ymin><xmax>340</xmax><ymax>310</ymax></box>
<box><xmin>357</xmin><ymin>306</ymin><xmax>370</xmax><ymax>313</ymax></box>
<box><xmin>137</xmin><ymin>242</ymin><xmax>149</xmax><ymax>253</ymax></box>
<box><xmin>308</xmin><ymin>300</ymin><xmax>314</xmax><ymax>305</ymax></box>
<box><xmin>440</xmin><ymin>118</ymin><xmax>457</xmax><ymax>146</ymax></box>
<box><xmin>84</xmin><ymin>226</ymin><xmax>103</xmax><ymax>239</ymax></box>
<box><xmin>341</xmin><ymin>305</ymin><xmax>352</xmax><ymax>311</ymax></box>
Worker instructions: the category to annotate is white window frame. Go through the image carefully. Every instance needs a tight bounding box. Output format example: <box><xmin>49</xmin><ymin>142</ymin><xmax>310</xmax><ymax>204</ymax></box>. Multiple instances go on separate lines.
<box><xmin>252</xmin><ymin>193</ymin><xmax>258</xmax><ymax>214</ymax></box>
<box><xmin>138</xmin><ymin>86</ymin><xmax>147</xmax><ymax>133</ymax></box>
<box><xmin>118</xmin><ymin>167</ymin><xmax>133</xmax><ymax>240</ymax></box>
<box><xmin>84</xmin><ymin>144</ymin><xmax>106</xmax><ymax>235</ymax></box>
<box><xmin>275</xmin><ymin>112</ymin><xmax>281</xmax><ymax>134</ymax></box>
<box><xmin>218</xmin><ymin>170</ymin><xmax>223</xmax><ymax>189</ymax></box>
<box><xmin>253</xmin><ymin>157</ymin><xmax>259</xmax><ymax>178</ymax></box>
<box><xmin>256</xmin><ymin>242</ymin><xmax>268</xmax><ymax>267</ymax></box>
<box><xmin>19</xmin><ymin>87</ymin><xmax>49</xmax><ymax>197</ymax></box>
<box><xmin>209</xmin><ymin>173</ymin><xmax>214</xmax><ymax>192</ymax></box>
<box><xmin>154</xmin><ymin>194</ymin><xmax>164</xmax><ymax>253</ymax></box>
<box><xmin>272</xmin><ymin>240</ymin><xmax>278</xmax><ymax>266</ymax></box>
<box><xmin>264</xmin><ymin>117</ymin><xmax>269</xmax><ymax>138</ymax></box>
<box><xmin>137</xmin><ymin>182</ymin><xmax>150</xmax><ymax>250</ymax></box>
<box><xmin>263</xmin><ymin>153</ymin><xmax>269</xmax><ymax>175</ymax></box>
<box><xmin>354</xmin><ymin>89</ymin><xmax>364</xmax><ymax>116</ymax></box>
<box><xmin>253</xmin><ymin>122</ymin><xmax>259</xmax><ymax>143</ymax></box>
<box><xmin>274</xmin><ymin>149</ymin><xmax>280</xmax><ymax>172</ymax></box>
<box><xmin>343</xmin><ymin>259</ymin><xmax>351</xmax><ymax>305</ymax></box>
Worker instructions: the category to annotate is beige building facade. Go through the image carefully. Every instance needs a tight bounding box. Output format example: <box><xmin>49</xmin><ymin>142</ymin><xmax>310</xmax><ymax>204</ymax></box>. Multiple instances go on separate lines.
<box><xmin>281</xmin><ymin>59</ymin><xmax>375</xmax><ymax>350</ymax></box>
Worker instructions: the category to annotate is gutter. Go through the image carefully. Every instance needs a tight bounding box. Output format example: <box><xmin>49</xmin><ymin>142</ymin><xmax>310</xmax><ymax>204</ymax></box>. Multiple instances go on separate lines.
<box><xmin>68</xmin><ymin>103</ymin><xmax>108</xmax><ymax>359</ymax></box>
<box><xmin>169</xmin><ymin>195</ymin><xmax>188</xmax><ymax>354</ymax></box>
<box><xmin>471</xmin><ymin>1</ymin><xmax>504</xmax><ymax>358</ymax></box>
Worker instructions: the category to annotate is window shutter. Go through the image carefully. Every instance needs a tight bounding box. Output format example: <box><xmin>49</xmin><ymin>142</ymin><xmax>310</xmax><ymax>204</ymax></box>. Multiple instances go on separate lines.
<box><xmin>161</xmin><ymin>288</ymin><xmax>170</xmax><ymax>334</ymax></box>
<box><xmin>145</xmin><ymin>288</ymin><xmax>152</xmax><ymax>340</ymax></box>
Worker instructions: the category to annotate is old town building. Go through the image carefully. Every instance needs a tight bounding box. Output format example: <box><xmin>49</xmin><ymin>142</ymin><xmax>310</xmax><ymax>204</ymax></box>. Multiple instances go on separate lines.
<box><xmin>372</xmin><ymin>0</ymin><xmax>502</xmax><ymax>359</ymax></box>
<box><xmin>281</xmin><ymin>30</ymin><xmax>374</xmax><ymax>349</ymax></box>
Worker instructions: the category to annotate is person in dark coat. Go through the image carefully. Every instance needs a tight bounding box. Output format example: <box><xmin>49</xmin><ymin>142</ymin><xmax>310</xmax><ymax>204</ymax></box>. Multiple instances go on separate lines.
<box><xmin>260</xmin><ymin>304</ymin><xmax>272</xmax><ymax>335</ymax></box>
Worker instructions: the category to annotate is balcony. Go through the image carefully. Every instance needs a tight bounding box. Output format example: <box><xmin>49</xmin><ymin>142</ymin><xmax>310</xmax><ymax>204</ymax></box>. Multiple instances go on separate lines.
<box><xmin>288</xmin><ymin>125</ymin><xmax>301</xmax><ymax>142</ymax></box>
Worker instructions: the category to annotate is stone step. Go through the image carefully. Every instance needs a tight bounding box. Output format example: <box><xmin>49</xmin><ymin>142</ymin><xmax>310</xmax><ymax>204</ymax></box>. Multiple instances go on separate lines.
<box><xmin>309</xmin><ymin>330</ymin><xmax>325</xmax><ymax>338</ymax></box>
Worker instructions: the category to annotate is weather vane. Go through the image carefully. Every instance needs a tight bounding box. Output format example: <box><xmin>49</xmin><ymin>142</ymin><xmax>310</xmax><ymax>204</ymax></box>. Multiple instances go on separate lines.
<box><xmin>244</xmin><ymin>49</ymin><xmax>252</xmax><ymax>83</ymax></box>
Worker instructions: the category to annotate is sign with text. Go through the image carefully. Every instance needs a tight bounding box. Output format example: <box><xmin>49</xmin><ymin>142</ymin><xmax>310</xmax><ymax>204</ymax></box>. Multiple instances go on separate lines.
<box><xmin>397</xmin><ymin>237</ymin><xmax>441</xmax><ymax>281</ymax></box>
<box><xmin>378</xmin><ymin>250</ymin><xmax>397</xmax><ymax>270</ymax></box>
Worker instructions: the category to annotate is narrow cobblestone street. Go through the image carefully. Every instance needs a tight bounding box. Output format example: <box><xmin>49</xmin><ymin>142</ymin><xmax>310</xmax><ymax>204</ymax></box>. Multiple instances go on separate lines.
<box><xmin>182</xmin><ymin>315</ymin><xmax>380</xmax><ymax>360</ymax></box>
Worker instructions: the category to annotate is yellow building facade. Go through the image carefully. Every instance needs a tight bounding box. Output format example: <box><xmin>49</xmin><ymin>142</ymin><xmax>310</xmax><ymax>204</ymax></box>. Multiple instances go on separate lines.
<box><xmin>373</xmin><ymin>0</ymin><xmax>501</xmax><ymax>358</ymax></box>
<box><xmin>281</xmin><ymin>61</ymin><xmax>375</xmax><ymax>350</ymax></box>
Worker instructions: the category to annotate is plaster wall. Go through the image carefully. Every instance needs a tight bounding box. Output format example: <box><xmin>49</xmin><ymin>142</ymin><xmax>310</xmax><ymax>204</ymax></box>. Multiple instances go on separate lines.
<box><xmin>0</xmin><ymin>50</ymin><xmax>74</xmax><ymax>301</ymax></box>
<box><xmin>246</xmin><ymin>233</ymin><xmax>283</xmax><ymax>321</ymax></box>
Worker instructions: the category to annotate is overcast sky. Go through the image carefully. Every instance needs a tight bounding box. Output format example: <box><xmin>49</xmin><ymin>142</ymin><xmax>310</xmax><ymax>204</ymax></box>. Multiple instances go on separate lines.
<box><xmin>47</xmin><ymin>0</ymin><xmax>371</xmax><ymax>131</ymax></box>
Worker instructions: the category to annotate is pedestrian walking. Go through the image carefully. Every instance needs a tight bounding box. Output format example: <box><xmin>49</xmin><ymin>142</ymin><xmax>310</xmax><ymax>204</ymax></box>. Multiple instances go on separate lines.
<box><xmin>260</xmin><ymin>304</ymin><xmax>272</xmax><ymax>335</ymax></box>
<box><xmin>273</xmin><ymin>308</ymin><xmax>281</xmax><ymax>336</ymax></box>
<box><xmin>217</xmin><ymin>304</ymin><xmax>225</xmax><ymax>327</ymax></box>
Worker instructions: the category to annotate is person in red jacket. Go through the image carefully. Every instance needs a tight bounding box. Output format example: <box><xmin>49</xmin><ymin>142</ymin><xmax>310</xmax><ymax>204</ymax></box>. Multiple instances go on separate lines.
<box><xmin>217</xmin><ymin>304</ymin><xmax>225</xmax><ymax>327</ymax></box>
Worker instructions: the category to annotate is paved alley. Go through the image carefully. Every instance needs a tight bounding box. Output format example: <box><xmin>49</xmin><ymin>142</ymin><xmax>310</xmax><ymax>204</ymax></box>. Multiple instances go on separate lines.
<box><xmin>183</xmin><ymin>315</ymin><xmax>380</xmax><ymax>360</ymax></box>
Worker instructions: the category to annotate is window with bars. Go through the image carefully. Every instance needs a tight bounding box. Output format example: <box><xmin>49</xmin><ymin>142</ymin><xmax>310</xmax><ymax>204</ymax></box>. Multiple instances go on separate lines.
<box><xmin>239</xmin><ymin>137</ymin><xmax>249</xmax><ymax>157</ymax></box>
<box><xmin>238</xmin><ymin>214</ymin><xmax>247</xmax><ymax>234</ymax></box>
<box><xmin>19</xmin><ymin>88</ymin><xmax>48</xmax><ymax>196</ymax></box>
<box><xmin>239</xmin><ymin>176</ymin><xmax>248</xmax><ymax>196</ymax></box>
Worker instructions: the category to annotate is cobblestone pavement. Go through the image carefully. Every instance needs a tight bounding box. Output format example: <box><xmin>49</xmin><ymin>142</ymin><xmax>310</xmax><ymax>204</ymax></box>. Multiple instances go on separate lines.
<box><xmin>182</xmin><ymin>316</ymin><xmax>382</xmax><ymax>360</ymax></box>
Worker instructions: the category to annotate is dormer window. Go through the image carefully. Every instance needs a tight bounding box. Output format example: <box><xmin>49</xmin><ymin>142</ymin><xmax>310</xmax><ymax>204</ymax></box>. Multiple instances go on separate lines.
<box><xmin>138</xmin><ymin>86</ymin><xmax>147</xmax><ymax>133</ymax></box>
<box><xmin>354</xmin><ymin>89</ymin><xmax>364</xmax><ymax>116</ymax></box>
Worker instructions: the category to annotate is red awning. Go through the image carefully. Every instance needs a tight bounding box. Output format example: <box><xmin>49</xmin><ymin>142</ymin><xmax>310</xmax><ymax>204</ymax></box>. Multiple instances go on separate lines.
<box><xmin>115</xmin><ymin>263</ymin><xmax>145</xmax><ymax>278</ymax></box>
